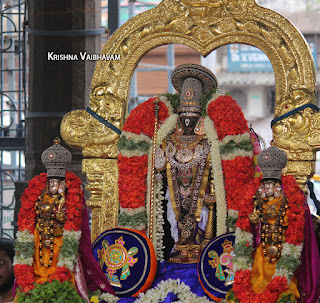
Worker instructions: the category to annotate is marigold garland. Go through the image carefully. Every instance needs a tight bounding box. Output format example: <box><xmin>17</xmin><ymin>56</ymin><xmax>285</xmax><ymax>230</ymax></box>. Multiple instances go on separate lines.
<box><xmin>14</xmin><ymin>171</ymin><xmax>84</xmax><ymax>293</ymax></box>
<box><xmin>232</xmin><ymin>175</ymin><xmax>305</xmax><ymax>302</ymax></box>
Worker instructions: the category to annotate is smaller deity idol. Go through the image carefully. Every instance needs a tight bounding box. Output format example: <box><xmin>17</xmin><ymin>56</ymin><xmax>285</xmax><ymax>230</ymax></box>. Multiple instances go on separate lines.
<box><xmin>14</xmin><ymin>138</ymin><xmax>114</xmax><ymax>301</ymax></box>
<box><xmin>227</xmin><ymin>145</ymin><xmax>320</xmax><ymax>303</ymax></box>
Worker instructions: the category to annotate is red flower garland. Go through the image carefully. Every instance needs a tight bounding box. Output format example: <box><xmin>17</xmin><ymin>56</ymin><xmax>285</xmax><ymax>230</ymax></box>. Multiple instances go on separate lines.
<box><xmin>233</xmin><ymin>270</ymin><xmax>288</xmax><ymax>303</ymax></box>
<box><xmin>14</xmin><ymin>171</ymin><xmax>84</xmax><ymax>293</ymax></box>
<box><xmin>222</xmin><ymin>156</ymin><xmax>255</xmax><ymax>211</ymax></box>
<box><xmin>207</xmin><ymin>95</ymin><xmax>249</xmax><ymax>140</ymax></box>
<box><xmin>232</xmin><ymin>175</ymin><xmax>306</xmax><ymax>301</ymax></box>
<box><xmin>122</xmin><ymin>97</ymin><xmax>170</xmax><ymax>137</ymax></box>
<box><xmin>118</xmin><ymin>155</ymin><xmax>149</xmax><ymax>209</ymax></box>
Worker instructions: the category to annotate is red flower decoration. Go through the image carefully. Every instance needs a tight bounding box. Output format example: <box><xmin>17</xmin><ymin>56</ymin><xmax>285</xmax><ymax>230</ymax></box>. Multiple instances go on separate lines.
<box><xmin>233</xmin><ymin>270</ymin><xmax>288</xmax><ymax>303</ymax></box>
<box><xmin>48</xmin><ymin>266</ymin><xmax>72</xmax><ymax>283</ymax></box>
<box><xmin>14</xmin><ymin>264</ymin><xmax>36</xmax><ymax>292</ymax></box>
<box><xmin>15</xmin><ymin>171</ymin><xmax>84</xmax><ymax>293</ymax></box>
<box><xmin>207</xmin><ymin>95</ymin><xmax>249</xmax><ymax>140</ymax></box>
<box><xmin>118</xmin><ymin>155</ymin><xmax>149</xmax><ymax>209</ymax></box>
<box><xmin>122</xmin><ymin>98</ymin><xmax>170</xmax><ymax>137</ymax></box>
<box><xmin>232</xmin><ymin>175</ymin><xmax>305</xmax><ymax>302</ymax></box>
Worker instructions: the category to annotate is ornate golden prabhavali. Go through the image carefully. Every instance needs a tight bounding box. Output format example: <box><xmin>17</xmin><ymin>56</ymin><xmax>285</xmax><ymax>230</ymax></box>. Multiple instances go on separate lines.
<box><xmin>60</xmin><ymin>0</ymin><xmax>318</xmax><ymax>241</ymax></box>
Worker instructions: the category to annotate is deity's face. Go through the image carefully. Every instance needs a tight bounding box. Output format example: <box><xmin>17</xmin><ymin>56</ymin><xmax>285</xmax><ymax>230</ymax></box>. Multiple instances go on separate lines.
<box><xmin>179</xmin><ymin>114</ymin><xmax>200</xmax><ymax>135</ymax></box>
<box><xmin>49</xmin><ymin>179</ymin><xmax>66</xmax><ymax>195</ymax></box>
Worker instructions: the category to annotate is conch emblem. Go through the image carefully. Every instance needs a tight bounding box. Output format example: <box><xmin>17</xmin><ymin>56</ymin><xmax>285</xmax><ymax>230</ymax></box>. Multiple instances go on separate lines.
<box><xmin>97</xmin><ymin>237</ymin><xmax>138</xmax><ymax>287</ymax></box>
<box><xmin>208</xmin><ymin>239</ymin><xmax>235</xmax><ymax>286</ymax></box>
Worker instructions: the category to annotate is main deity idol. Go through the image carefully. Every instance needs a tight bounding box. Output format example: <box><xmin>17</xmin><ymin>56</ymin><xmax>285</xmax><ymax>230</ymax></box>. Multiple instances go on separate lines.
<box><xmin>117</xmin><ymin>63</ymin><xmax>256</xmax><ymax>262</ymax></box>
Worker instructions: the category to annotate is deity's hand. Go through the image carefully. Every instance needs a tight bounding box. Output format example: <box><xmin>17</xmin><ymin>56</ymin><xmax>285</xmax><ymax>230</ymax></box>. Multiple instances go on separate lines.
<box><xmin>56</xmin><ymin>210</ymin><xmax>66</xmax><ymax>222</ymax></box>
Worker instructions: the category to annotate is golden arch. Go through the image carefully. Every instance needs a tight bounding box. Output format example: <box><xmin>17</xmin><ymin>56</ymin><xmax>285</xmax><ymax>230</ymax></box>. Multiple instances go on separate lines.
<box><xmin>61</xmin><ymin>0</ymin><xmax>318</xmax><ymax>240</ymax></box>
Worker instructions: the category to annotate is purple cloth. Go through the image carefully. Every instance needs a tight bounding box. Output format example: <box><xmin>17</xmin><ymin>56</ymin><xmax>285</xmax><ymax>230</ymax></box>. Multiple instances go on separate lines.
<box><xmin>161</xmin><ymin>292</ymin><xmax>178</xmax><ymax>302</ymax></box>
<box><xmin>296</xmin><ymin>206</ymin><xmax>320</xmax><ymax>303</ymax></box>
<box><xmin>153</xmin><ymin>261</ymin><xmax>213</xmax><ymax>301</ymax></box>
<box><xmin>78</xmin><ymin>198</ymin><xmax>115</xmax><ymax>295</ymax></box>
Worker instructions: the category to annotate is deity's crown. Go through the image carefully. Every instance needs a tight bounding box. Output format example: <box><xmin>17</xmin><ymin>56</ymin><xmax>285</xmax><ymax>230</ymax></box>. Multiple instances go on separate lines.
<box><xmin>171</xmin><ymin>64</ymin><xmax>218</xmax><ymax>114</ymax></box>
<box><xmin>41</xmin><ymin>138</ymin><xmax>72</xmax><ymax>178</ymax></box>
<box><xmin>257</xmin><ymin>145</ymin><xmax>287</xmax><ymax>180</ymax></box>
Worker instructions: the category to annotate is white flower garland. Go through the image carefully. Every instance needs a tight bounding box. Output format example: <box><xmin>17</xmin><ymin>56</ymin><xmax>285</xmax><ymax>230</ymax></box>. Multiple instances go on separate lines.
<box><xmin>204</xmin><ymin>116</ymin><xmax>227</xmax><ymax>236</ymax></box>
<box><xmin>94</xmin><ymin>279</ymin><xmax>212</xmax><ymax>303</ymax></box>
<box><xmin>146</xmin><ymin>114</ymin><xmax>177</xmax><ymax>259</ymax></box>
<box><xmin>135</xmin><ymin>279</ymin><xmax>212</xmax><ymax>303</ymax></box>
<box><xmin>233</xmin><ymin>227</ymin><xmax>254</xmax><ymax>272</ymax></box>
<box><xmin>154</xmin><ymin>176</ymin><xmax>166</xmax><ymax>260</ymax></box>
<box><xmin>159</xmin><ymin>95</ymin><xmax>174</xmax><ymax>117</ymax></box>
<box><xmin>97</xmin><ymin>292</ymin><xmax>120</xmax><ymax>303</ymax></box>
<box><xmin>156</xmin><ymin>114</ymin><xmax>178</xmax><ymax>145</ymax></box>
<box><xmin>219</xmin><ymin>133</ymin><xmax>253</xmax><ymax>161</ymax></box>
<box><xmin>14</xmin><ymin>229</ymin><xmax>81</xmax><ymax>272</ymax></box>
<box><xmin>14</xmin><ymin>230</ymin><xmax>35</xmax><ymax>266</ymax></box>
<box><xmin>118</xmin><ymin>131</ymin><xmax>152</xmax><ymax>158</ymax></box>
<box><xmin>57</xmin><ymin>230</ymin><xmax>82</xmax><ymax>270</ymax></box>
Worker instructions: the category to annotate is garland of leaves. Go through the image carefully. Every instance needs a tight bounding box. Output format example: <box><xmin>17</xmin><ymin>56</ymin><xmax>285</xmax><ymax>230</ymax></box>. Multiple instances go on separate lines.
<box><xmin>14</xmin><ymin>171</ymin><xmax>83</xmax><ymax>293</ymax></box>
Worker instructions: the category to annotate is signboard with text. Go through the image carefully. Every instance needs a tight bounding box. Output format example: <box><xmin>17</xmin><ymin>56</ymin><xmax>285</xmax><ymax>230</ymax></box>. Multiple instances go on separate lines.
<box><xmin>228</xmin><ymin>42</ymin><xmax>317</xmax><ymax>72</ymax></box>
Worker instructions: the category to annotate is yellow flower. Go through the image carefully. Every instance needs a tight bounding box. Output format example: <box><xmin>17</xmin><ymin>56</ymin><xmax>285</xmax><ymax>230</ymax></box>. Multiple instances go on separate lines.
<box><xmin>90</xmin><ymin>296</ymin><xmax>99</xmax><ymax>303</ymax></box>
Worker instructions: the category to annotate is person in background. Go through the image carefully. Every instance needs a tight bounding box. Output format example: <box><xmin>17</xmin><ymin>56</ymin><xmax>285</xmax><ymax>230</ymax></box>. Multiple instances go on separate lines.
<box><xmin>0</xmin><ymin>238</ymin><xmax>14</xmax><ymax>303</ymax></box>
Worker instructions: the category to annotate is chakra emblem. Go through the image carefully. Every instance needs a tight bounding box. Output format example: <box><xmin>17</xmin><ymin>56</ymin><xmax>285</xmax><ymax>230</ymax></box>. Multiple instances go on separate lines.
<box><xmin>97</xmin><ymin>237</ymin><xmax>138</xmax><ymax>288</ymax></box>
<box><xmin>208</xmin><ymin>239</ymin><xmax>235</xmax><ymax>286</ymax></box>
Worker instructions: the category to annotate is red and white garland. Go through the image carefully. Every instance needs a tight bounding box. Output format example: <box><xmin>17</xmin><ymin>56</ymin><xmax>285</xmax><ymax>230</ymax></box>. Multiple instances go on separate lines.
<box><xmin>14</xmin><ymin>171</ymin><xmax>83</xmax><ymax>293</ymax></box>
<box><xmin>117</xmin><ymin>94</ymin><xmax>255</xmax><ymax>259</ymax></box>
<box><xmin>232</xmin><ymin>175</ymin><xmax>305</xmax><ymax>302</ymax></box>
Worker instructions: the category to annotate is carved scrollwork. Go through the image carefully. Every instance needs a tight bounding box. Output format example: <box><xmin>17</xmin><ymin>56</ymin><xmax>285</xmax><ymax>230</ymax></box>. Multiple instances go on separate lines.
<box><xmin>61</xmin><ymin>0</ymin><xmax>317</xmax><ymax>236</ymax></box>
<box><xmin>83</xmin><ymin>159</ymin><xmax>119</xmax><ymax>241</ymax></box>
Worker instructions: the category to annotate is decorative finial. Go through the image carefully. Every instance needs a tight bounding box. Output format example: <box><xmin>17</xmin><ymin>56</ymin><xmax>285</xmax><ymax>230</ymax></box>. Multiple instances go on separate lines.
<box><xmin>54</xmin><ymin>137</ymin><xmax>61</xmax><ymax>145</ymax></box>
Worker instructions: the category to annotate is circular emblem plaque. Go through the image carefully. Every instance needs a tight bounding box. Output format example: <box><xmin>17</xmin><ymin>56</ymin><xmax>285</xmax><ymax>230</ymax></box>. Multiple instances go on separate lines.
<box><xmin>92</xmin><ymin>228</ymin><xmax>157</xmax><ymax>297</ymax></box>
<box><xmin>198</xmin><ymin>232</ymin><xmax>235</xmax><ymax>302</ymax></box>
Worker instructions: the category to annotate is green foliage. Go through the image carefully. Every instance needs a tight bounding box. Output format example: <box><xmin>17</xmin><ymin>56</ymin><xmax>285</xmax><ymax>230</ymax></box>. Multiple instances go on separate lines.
<box><xmin>220</xmin><ymin>139</ymin><xmax>253</xmax><ymax>155</ymax></box>
<box><xmin>226</xmin><ymin>216</ymin><xmax>237</xmax><ymax>230</ymax></box>
<box><xmin>234</xmin><ymin>241</ymin><xmax>254</xmax><ymax>258</ymax></box>
<box><xmin>117</xmin><ymin>136</ymin><xmax>151</xmax><ymax>152</ymax></box>
<box><xmin>162</xmin><ymin>93</ymin><xmax>180</xmax><ymax>113</ymax></box>
<box><xmin>276</xmin><ymin>255</ymin><xmax>301</xmax><ymax>278</ymax></box>
<box><xmin>59</xmin><ymin>237</ymin><xmax>78</xmax><ymax>259</ymax></box>
<box><xmin>199</xmin><ymin>90</ymin><xmax>217</xmax><ymax>116</ymax></box>
<box><xmin>163</xmin><ymin>89</ymin><xmax>217</xmax><ymax>116</ymax></box>
<box><xmin>17</xmin><ymin>280</ymin><xmax>86</xmax><ymax>303</ymax></box>
<box><xmin>15</xmin><ymin>241</ymin><xmax>34</xmax><ymax>258</ymax></box>
<box><xmin>118</xmin><ymin>210</ymin><xmax>147</xmax><ymax>229</ymax></box>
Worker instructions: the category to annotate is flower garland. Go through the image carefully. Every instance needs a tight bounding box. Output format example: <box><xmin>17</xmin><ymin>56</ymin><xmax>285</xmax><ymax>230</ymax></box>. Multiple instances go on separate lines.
<box><xmin>147</xmin><ymin>113</ymin><xmax>177</xmax><ymax>259</ymax></box>
<box><xmin>232</xmin><ymin>175</ymin><xmax>305</xmax><ymax>302</ymax></box>
<box><xmin>136</xmin><ymin>279</ymin><xmax>211</xmax><ymax>303</ymax></box>
<box><xmin>117</xmin><ymin>97</ymin><xmax>171</xmax><ymax>232</ymax></box>
<box><xmin>204</xmin><ymin>116</ymin><xmax>228</xmax><ymax>236</ymax></box>
<box><xmin>118</xmin><ymin>94</ymin><xmax>254</xmax><ymax>259</ymax></box>
<box><xmin>90</xmin><ymin>279</ymin><xmax>211</xmax><ymax>303</ymax></box>
<box><xmin>14</xmin><ymin>171</ymin><xmax>83</xmax><ymax>293</ymax></box>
